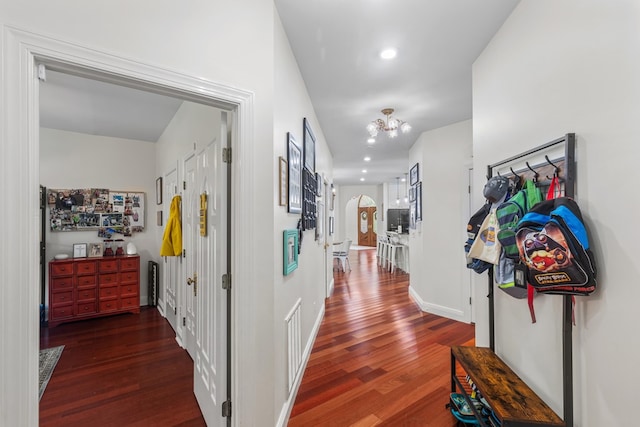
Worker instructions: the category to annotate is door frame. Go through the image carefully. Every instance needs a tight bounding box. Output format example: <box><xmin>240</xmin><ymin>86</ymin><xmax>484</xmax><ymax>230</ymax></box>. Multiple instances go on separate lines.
<box><xmin>4</xmin><ymin>27</ymin><xmax>255</xmax><ymax>426</ymax></box>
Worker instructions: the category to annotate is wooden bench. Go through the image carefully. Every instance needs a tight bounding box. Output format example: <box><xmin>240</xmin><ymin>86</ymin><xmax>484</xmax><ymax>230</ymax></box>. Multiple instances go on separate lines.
<box><xmin>450</xmin><ymin>346</ymin><xmax>565</xmax><ymax>427</ymax></box>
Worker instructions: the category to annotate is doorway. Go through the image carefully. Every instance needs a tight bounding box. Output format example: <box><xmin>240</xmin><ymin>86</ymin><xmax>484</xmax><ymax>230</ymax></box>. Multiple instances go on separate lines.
<box><xmin>35</xmin><ymin>54</ymin><xmax>235</xmax><ymax>426</ymax></box>
<box><xmin>345</xmin><ymin>194</ymin><xmax>378</xmax><ymax>248</ymax></box>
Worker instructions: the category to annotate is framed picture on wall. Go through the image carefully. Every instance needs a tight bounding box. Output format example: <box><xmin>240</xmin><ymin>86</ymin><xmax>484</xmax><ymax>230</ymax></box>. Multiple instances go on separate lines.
<box><xmin>410</xmin><ymin>163</ymin><xmax>419</xmax><ymax>186</ymax></box>
<box><xmin>416</xmin><ymin>181</ymin><xmax>423</xmax><ymax>221</ymax></box>
<box><xmin>283</xmin><ymin>229</ymin><xmax>299</xmax><ymax>275</ymax></box>
<box><xmin>287</xmin><ymin>133</ymin><xmax>302</xmax><ymax>214</ymax></box>
<box><xmin>303</xmin><ymin>117</ymin><xmax>315</xmax><ymax>174</ymax></box>
<box><xmin>279</xmin><ymin>156</ymin><xmax>288</xmax><ymax>207</ymax></box>
<box><xmin>156</xmin><ymin>177</ymin><xmax>162</xmax><ymax>205</ymax></box>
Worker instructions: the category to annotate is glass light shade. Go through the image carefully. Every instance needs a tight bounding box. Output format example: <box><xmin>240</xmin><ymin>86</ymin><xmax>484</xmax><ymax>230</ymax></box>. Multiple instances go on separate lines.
<box><xmin>388</xmin><ymin>129</ymin><xmax>398</xmax><ymax>138</ymax></box>
<box><xmin>401</xmin><ymin>122</ymin><xmax>411</xmax><ymax>133</ymax></box>
<box><xmin>388</xmin><ymin>118</ymin><xmax>399</xmax><ymax>129</ymax></box>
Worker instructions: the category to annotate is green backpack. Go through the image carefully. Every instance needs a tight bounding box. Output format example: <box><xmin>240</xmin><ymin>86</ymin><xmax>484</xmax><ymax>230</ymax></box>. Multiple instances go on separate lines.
<box><xmin>496</xmin><ymin>180</ymin><xmax>542</xmax><ymax>259</ymax></box>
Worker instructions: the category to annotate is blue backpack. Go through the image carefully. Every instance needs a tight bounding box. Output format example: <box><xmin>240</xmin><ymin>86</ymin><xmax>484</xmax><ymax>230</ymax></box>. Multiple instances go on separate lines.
<box><xmin>515</xmin><ymin>197</ymin><xmax>596</xmax><ymax>295</ymax></box>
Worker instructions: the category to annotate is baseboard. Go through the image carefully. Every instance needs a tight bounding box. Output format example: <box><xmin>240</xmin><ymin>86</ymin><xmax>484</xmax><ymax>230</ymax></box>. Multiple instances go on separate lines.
<box><xmin>408</xmin><ymin>285</ymin><xmax>467</xmax><ymax>323</ymax></box>
<box><xmin>276</xmin><ymin>302</ymin><xmax>326</xmax><ymax>427</ymax></box>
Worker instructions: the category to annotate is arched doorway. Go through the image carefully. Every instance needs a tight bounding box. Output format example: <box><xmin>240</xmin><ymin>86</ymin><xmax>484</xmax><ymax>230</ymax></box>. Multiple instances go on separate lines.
<box><xmin>345</xmin><ymin>195</ymin><xmax>377</xmax><ymax>247</ymax></box>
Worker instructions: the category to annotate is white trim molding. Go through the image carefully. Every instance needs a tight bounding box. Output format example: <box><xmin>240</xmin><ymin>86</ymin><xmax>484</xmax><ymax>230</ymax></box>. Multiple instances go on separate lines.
<box><xmin>1</xmin><ymin>25</ymin><xmax>254</xmax><ymax>427</ymax></box>
<box><xmin>408</xmin><ymin>285</ymin><xmax>467</xmax><ymax>323</ymax></box>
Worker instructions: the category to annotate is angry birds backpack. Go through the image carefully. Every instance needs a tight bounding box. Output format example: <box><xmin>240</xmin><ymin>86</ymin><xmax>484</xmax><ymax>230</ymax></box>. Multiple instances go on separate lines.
<box><xmin>515</xmin><ymin>197</ymin><xmax>596</xmax><ymax>295</ymax></box>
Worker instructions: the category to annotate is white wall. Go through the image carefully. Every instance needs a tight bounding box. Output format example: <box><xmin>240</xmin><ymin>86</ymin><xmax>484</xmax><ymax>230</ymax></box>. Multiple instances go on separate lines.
<box><xmin>473</xmin><ymin>1</ymin><xmax>640</xmax><ymax>425</ymax></box>
<box><xmin>0</xmin><ymin>1</ymin><xmax>275</xmax><ymax>425</ymax></box>
<box><xmin>40</xmin><ymin>128</ymin><xmax>158</xmax><ymax>305</ymax></box>
<box><xmin>274</xmin><ymin>10</ymin><xmax>334</xmax><ymax>425</ymax></box>
<box><xmin>408</xmin><ymin>120</ymin><xmax>473</xmax><ymax>322</ymax></box>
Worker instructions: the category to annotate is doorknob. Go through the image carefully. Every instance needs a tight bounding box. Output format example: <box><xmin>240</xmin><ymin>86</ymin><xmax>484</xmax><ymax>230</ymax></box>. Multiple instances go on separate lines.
<box><xmin>187</xmin><ymin>272</ymin><xmax>198</xmax><ymax>285</ymax></box>
<box><xmin>187</xmin><ymin>273</ymin><xmax>198</xmax><ymax>296</ymax></box>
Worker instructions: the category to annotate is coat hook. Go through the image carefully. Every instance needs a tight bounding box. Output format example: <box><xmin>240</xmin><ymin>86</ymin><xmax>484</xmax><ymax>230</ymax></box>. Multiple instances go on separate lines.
<box><xmin>526</xmin><ymin>161</ymin><xmax>539</xmax><ymax>183</ymax></box>
<box><xmin>544</xmin><ymin>155</ymin><xmax>560</xmax><ymax>179</ymax></box>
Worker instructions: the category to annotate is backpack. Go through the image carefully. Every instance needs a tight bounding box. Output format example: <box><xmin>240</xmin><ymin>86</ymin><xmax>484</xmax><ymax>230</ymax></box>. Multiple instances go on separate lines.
<box><xmin>515</xmin><ymin>197</ymin><xmax>597</xmax><ymax>295</ymax></box>
<box><xmin>496</xmin><ymin>180</ymin><xmax>543</xmax><ymax>260</ymax></box>
<box><xmin>464</xmin><ymin>204</ymin><xmax>492</xmax><ymax>274</ymax></box>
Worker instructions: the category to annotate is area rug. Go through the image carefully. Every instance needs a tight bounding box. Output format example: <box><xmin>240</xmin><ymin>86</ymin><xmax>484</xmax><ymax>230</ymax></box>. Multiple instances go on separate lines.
<box><xmin>39</xmin><ymin>345</ymin><xmax>64</xmax><ymax>400</ymax></box>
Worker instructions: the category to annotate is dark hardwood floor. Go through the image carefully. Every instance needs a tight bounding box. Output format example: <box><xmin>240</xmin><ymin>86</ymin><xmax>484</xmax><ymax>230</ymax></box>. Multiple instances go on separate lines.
<box><xmin>39</xmin><ymin>308</ymin><xmax>206</xmax><ymax>427</ymax></box>
<box><xmin>40</xmin><ymin>247</ymin><xmax>474</xmax><ymax>427</ymax></box>
<box><xmin>289</xmin><ymin>248</ymin><xmax>475</xmax><ymax>426</ymax></box>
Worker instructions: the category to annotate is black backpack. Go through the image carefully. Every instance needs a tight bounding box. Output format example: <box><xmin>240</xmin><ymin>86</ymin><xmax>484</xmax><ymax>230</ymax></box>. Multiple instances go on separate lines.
<box><xmin>515</xmin><ymin>197</ymin><xmax>597</xmax><ymax>295</ymax></box>
<box><xmin>464</xmin><ymin>204</ymin><xmax>492</xmax><ymax>274</ymax></box>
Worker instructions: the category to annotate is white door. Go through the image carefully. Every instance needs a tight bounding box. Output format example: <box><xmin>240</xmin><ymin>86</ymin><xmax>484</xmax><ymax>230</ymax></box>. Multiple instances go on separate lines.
<box><xmin>192</xmin><ymin>121</ymin><xmax>229</xmax><ymax>425</ymax></box>
<box><xmin>163</xmin><ymin>166</ymin><xmax>180</xmax><ymax>332</ymax></box>
<box><xmin>183</xmin><ymin>152</ymin><xmax>198</xmax><ymax>358</ymax></box>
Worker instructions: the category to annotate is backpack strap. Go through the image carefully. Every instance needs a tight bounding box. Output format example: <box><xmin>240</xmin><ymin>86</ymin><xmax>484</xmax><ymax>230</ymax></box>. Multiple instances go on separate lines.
<box><xmin>527</xmin><ymin>284</ymin><xmax>536</xmax><ymax>323</ymax></box>
<box><xmin>547</xmin><ymin>175</ymin><xmax>561</xmax><ymax>200</ymax></box>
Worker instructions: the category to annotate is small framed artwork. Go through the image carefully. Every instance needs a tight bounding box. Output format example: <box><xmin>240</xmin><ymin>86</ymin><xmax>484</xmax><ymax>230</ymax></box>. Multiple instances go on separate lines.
<box><xmin>279</xmin><ymin>156</ymin><xmax>288</xmax><ymax>207</ymax></box>
<box><xmin>416</xmin><ymin>181</ymin><xmax>423</xmax><ymax>221</ymax></box>
<box><xmin>410</xmin><ymin>163</ymin><xmax>419</xmax><ymax>186</ymax></box>
<box><xmin>303</xmin><ymin>118</ymin><xmax>315</xmax><ymax>174</ymax></box>
<box><xmin>316</xmin><ymin>201</ymin><xmax>324</xmax><ymax>242</ymax></box>
<box><xmin>73</xmin><ymin>243</ymin><xmax>87</xmax><ymax>258</ymax></box>
<box><xmin>156</xmin><ymin>177</ymin><xmax>163</xmax><ymax>205</ymax></box>
<box><xmin>88</xmin><ymin>243</ymin><xmax>103</xmax><ymax>258</ymax></box>
<box><xmin>316</xmin><ymin>172</ymin><xmax>323</xmax><ymax>197</ymax></box>
<box><xmin>329</xmin><ymin>183</ymin><xmax>335</xmax><ymax>211</ymax></box>
<box><xmin>157</xmin><ymin>210</ymin><xmax>163</xmax><ymax>226</ymax></box>
<box><xmin>283</xmin><ymin>229</ymin><xmax>299</xmax><ymax>275</ymax></box>
<box><xmin>287</xmin><ymin>133</ymin><xmax>302</xmax><ymax>214</ymax></box>
<box><xmin>409</xmin><ymin>186</ymin><xmax>416</xmax><ymax>202</ymax></box>
<box><xmin>409</xmin><ymin>201</ymin><xmax>417</xmax><ymax>230</ymax></box>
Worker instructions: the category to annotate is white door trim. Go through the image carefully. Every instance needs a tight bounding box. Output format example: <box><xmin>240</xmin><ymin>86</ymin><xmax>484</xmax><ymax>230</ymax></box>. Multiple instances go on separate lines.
<box><xmin>3</xmin><ymin>25</ymin><xmax>255</xmax><ymax>426</ymax></box>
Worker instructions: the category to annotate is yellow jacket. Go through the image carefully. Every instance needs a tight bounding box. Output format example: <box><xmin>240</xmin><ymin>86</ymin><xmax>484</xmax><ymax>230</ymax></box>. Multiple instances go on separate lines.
<box><xmin>160</xmin><ymin>195</ymin><xmax>182</xmax><ymax>256</ymax></box>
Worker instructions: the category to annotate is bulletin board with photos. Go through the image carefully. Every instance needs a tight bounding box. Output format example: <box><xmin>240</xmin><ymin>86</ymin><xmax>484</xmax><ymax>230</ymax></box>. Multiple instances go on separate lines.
<box><xmin>47</xmin><ymin>188</ymin><xmax>145</xmax><ymax>236</ymax></box>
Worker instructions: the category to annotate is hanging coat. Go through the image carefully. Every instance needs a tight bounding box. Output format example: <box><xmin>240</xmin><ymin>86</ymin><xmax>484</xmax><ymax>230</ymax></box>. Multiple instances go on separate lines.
<box><xmin>160</xmin><ymin>195</ymin><xmax>182</xmax><ymax>256</ymax></box>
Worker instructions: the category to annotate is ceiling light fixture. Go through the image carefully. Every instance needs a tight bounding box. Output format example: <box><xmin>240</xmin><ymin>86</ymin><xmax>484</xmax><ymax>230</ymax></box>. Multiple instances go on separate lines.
<box><xmin>395</xmin><ymin>177</ymin><xmax>400</xmax><ymax>205</ymax></box>
<box><xmin>366</xmin><ymin>108</ymin><xmax>411</xmax><ymax>139</ymax></box>
<box><xmin>367</xmin><ymin>138</ymin><xmax>375</xmax><ymax>144</ymax></box>
<box><xmin>380</xmin><ymin>48</ymin><xmax>397</xmax><ymax>60</ymax></box>
<box><xmin>364</xmin><ymin>156</ymin><xmax>371</xmax><ymax>162</ymax></box>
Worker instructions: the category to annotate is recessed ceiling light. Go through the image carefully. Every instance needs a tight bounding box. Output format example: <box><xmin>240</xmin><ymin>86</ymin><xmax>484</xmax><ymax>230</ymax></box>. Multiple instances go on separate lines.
<box><xmin>401</xmin><ymin>177</ymin><xmax>406</xmax><ymax>182</ymax></box>
<box><xmin>362</xmin><ymin>169</ymin><xmax>367</xmax><ymax>173</ymax></box>
<box><xmin>367</xmin><ymin>138</ymin><xmax>375</xmax><ymax>144</ymax></box>
<box><xmin>360</xmin><ymin>177</ymin><xmax>365</xmax><ymax>182</ymax></box>
<box><xmin>380</xmin><ymin>48</ymin><xmax>397</xmax><ymax>60</ymax></box>
<box><xmin>364</xmin><ymin>156</ymin><xmax>371</xmax><ymax>162</ymax></box>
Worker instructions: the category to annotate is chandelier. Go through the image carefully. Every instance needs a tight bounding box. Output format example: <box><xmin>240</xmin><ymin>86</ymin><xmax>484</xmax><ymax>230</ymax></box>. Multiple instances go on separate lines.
<box><xmin>366</xmin><ymin>108</ymin><xmax>411</xmax><ymax>138</ymax></box>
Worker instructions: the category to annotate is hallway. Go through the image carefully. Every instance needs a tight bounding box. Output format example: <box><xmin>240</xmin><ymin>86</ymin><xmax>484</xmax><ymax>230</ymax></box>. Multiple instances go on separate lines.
<box><xmin>289</xmin><ymin>248</ymin><xmax>475</xmax><ymax>426</ymax></box>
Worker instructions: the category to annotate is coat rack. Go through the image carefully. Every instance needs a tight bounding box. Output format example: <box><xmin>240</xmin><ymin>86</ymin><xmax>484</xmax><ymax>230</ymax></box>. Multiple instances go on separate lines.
<box><xmin>487</xmin><ymin>133</ymin><xmax>575</xmax><ymax>427</ymax></box>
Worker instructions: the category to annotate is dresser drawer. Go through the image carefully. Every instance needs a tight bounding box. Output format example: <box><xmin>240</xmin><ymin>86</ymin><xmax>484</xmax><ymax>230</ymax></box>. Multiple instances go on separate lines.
<box><xmin>77</xmin><ymin>288</ymin><xmax>96</xmax><ymax>302</ymax></box>
<box><xmin>99</xmin><ymin>273</ymin><xmax>118</xmax><ymax>285</ymax></box>
<box><xmin>76</xmin><ymin>260</ymin><xmax>97</xmax><ymax>275</ymax></box>
<box><xmin>99</xmin><ymin>286</ymin><xmax>118</xmax><ymax>299</ymax></box>
<box><xmin>120</xmin><ymin>257</ymin><xmax>139</xmax><ymax>271</ymax></box>
<box><xmin>51</xmin><ymin>291</ymin><xmax>72</xmax><ymax>306</ymax></box>
<box><xmin>99</xmin><ymin>259</ymin><xmax>118</xmax><ymax>273</ymax></box>
<box><xmin>120</xmin><ymin>283</ymin><xmax>138</xmax><ymax>297</ymax></box>
<box><xmin>100</xmin><ymin>299</ymin><xmax>118</xmax><ymax>312</ymax></box>
<box><xmin>76</xmin><ymin>301</ymin><xmax>97</xmax><ymax>315</ymax></box>
<box><xmin>51</xmin><ymin>277</ymin><xmax>73</xmax><ymax>291</ymax></box>
<box><xmin>77</xmin><ymin>274</ymin><xmax>96</xmax><ymax>287</ymax></box>
<box><xmin>50</xmin><ymin>262</ymin><xmax>73</xmax><ymax>277</ymax></box>
<box><xmin>51</xmin><ymin>305</ymin><xmax>73</xmax><ymax>319</ymax></box>
<box><xmin>120</xmin><ymin>270</ymin><xmax>138</xmax><ymax>284</ymax></box>
<box><xmin>120</xmin><ymin>297</ymin><xmax>139</xmax><ymax>310</ymax></box>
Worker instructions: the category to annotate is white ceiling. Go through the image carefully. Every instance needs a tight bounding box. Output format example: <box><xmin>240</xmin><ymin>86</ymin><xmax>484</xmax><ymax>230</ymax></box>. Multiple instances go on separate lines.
<box><xmin>38</xmin><ymin>1</ymin><xmax>520</xmax><ymax>185</ymax></box>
